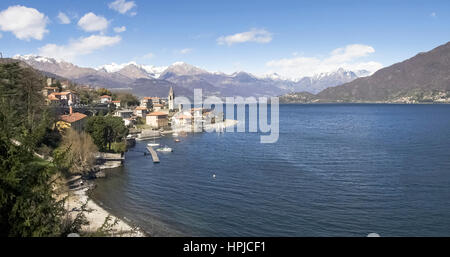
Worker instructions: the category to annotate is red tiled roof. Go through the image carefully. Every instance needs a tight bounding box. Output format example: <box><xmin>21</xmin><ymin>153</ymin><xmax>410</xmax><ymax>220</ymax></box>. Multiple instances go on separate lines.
<box><xmin>177</xmin><ymin>115</ymin><xmax>191</xmax><ymax>119</ymax></box>
<box><xmin>153</xmin><ymin>104</ymin><xmax>164</xmax><ymax>107</ymax></box>
<box><xmin>147</xmin><ymin>112</ymin><xmax>168</xmax><ymax>117</ymax></box>
<box><xmin>101</xmin><ymin>95</ymin><xmax>112</xmax><ymax>98</ymax></box>
<box><xmin>60</xmin><ymin>112</ymin><xmax>87</xmax><ymax>123</ymax></box>
<box><xmin>135</xmin><ymin>107</ymin><xmax>147</xmax><ymax>110</ymax></box>
<box><xmin>51</xmin><ymin>92</ymin><xmax>71</xmax><ymax>96</ymax></box>
<box><xmin>112</xmin><ymin>100</ymin><xmax>121</xmax><ymax>103</ymax></box>
<box><xmin>48</xmin><ymin>94</ymin><xmax>59</xmax><ymax>100</ymax></box>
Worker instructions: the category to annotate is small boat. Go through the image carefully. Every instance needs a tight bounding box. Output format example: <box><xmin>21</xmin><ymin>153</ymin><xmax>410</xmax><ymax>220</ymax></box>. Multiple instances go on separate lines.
<box><xmin>146</xmin><ymin>134</ymin><xmax>160</xmax><ymax>146</ymax></box>
<box><xmin>174</xmin><ymin>139</ymin><xmax>180</xmax><ymax>143</ymax></box>
<box><xmin>157</xmin><ymin>146</ymin><xmax>173</xmax><ymax>152</ymax></box>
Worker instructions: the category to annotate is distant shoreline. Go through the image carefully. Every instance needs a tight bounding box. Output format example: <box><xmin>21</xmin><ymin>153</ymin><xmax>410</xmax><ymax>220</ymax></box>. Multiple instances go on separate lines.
<box><xmin>278</xmin><ymin>102</ymin><xmax>450</xmax><ymax>105</ymax></box>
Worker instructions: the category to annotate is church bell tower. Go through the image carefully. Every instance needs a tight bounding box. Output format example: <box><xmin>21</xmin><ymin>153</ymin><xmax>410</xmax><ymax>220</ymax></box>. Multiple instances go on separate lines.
<box><xmin>168</xmin><ymin>86</ymin><xmax>175</xmax><ymax>111</ymax></box>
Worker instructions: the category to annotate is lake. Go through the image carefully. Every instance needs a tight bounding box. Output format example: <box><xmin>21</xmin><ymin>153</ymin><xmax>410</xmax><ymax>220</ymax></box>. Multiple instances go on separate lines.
<box><xmin>91</xmin><ymin>104</ymin><xmax>450</xmax><ymax>236</ymax></box>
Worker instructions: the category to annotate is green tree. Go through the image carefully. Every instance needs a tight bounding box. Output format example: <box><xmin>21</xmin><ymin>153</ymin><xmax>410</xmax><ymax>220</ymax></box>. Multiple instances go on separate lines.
<box><xmin>0</xmin><ymin>61</ymin><xmax>66</xmax><ymax>236</ymax></box>
<box><xmin>96</xmin><ymin>88</ymin><xmax>112</xmax><ymax>97</ymax></box>
<box><xmin>85</xmin><ymin>116</ymin><xmax>128</xmax><ymax>152</ymax></box>
<box><xmin>112</xmin><ymin>92</ymin><xmax>139</xmax><ymax>108</ymax></box>
<box><xmin>53</xmin><ymin>81</ymin><xmax>62</xmax><ymax>91</ymax></box>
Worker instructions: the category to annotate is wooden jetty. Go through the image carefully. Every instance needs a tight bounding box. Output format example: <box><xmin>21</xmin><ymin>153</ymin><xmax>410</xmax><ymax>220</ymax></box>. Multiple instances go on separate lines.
<box><xmin>96</xmin><ymin>152</ymin><xmax>125</xmax><ymax>162</ymax></box>
<box><xmin>147</xmin><ymin>146</ymin><xmax>160</xmax><ymax>163</ymax></box>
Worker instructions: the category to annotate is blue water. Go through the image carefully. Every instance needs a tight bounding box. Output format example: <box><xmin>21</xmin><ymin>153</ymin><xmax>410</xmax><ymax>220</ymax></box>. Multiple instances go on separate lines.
<box><xmin>91</xmin><ymin>104</ymin><xmax>450</xmax><ymax>236</ymax></box>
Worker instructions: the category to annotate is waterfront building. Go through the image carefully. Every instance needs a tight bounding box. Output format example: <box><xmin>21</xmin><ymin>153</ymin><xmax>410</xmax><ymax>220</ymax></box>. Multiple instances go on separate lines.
<box><xmin>171</xmin><ymin>111</ymin><xmax>192</xmax><ymax>127</ymax></box>
<box><xmin>146</xmin><ymin>112</ymin><xmax>169</xmax><ymax>129</ymax></box>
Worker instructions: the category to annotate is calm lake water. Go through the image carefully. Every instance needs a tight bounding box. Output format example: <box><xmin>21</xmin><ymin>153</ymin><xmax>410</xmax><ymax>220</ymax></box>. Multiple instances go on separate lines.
<box><xmin>91</xmin><ymin>104</ymin><xmax>450</xmax><ymax>236</ymax></box>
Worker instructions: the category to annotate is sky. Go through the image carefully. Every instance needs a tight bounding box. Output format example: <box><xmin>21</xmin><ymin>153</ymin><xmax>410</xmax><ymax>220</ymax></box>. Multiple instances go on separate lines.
<box><xmin>0</xmin><ymin>0</ymin><xmax>449</xmax><ymax>80</ymax></box>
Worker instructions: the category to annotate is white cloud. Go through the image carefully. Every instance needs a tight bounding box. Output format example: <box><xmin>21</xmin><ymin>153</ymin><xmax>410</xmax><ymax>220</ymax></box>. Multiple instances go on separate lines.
<box><xmin>327</xmin><ymin>44</ymin><xmax>375</xmax><ymax>63</ymax></box>
<box><xmin>108</xmin><ymin>0</ymin><xmax>137</xmax><ymax>15</ymax></box>
<box><xmin>217</xmin><ymin>28</ymin><xmax>272</xmax><ymax>46</ymax></box>
<box><xmin>431</xmin><ymin>12</ymin><xmax>437</xmax><ymax>18</ymax></box>
<box><xmin>0</xmin><ymin>33</ymin><xmax>2</xmax><ymax>39</ymax></box>
<box><xmin>179</xmin><ymin>48</ymin><xmax>193</xmax><ymax>54</ymax></box>
<box><xmin>142</xmin><ymin>53</ymin><xmax>154</xmax><ymax>59</ymax></box>
<box><xmin>57</xmin><ymin>12</ymin><xmax>71</xmax><ymax>24</ymax></box>
<box><xmin>78</xmin><ymin>12</ymin><xmax>109</xmax><ymax>32</ymax></box>
<box><xmin>266</xmin><ymin>44</ymin><xmax>383</xmax><ymax>80</ymax></box>
<box><xmin>114</xmin><ymin>26</ymin><xmax>126</xmax><ymax>33</ymax></box>
<box><xmin>39</xmin><ymin>35</ymin><xmax>121</xmax><ymax>62</ymax></box>
<box><xmin>0</xmin><ymin>5</ymin><xmax>49</xmax><ymax>41</ymax></box>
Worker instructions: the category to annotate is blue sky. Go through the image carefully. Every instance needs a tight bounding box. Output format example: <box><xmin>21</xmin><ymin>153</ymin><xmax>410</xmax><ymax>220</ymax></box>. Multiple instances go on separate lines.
<box><xmin>0</xmin><ymin>0</ymin><xmax>449</xmax><ymax>79</ymax></box>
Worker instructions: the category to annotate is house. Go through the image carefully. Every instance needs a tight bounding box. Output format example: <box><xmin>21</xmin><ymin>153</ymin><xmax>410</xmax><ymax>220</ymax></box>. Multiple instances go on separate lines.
<box><xmin>42</xmin><ymin>87</ymin><xmax>58</xmax><ymax>97</ymax></box>
<box><xmin>151</xmin><ymin>97</ymin><xmax>162</xmax><ymax>105</ymax></box>
<box><xmin>59</xmin><ymin>107</ymin><xmax>87</xmax><ymax>132</ymax></box>
<box><xmin>47</xmin><ymin>94</ymin><xmax>61</xmax><ymax>105</ymax></box>
<box><xmin>140</xmin><ymin>97</ymin><xmax>153</xmax><ymax>108</ymax></box>
<box><xmin>134</xmin><ymin>107</ymin><xmax>148</xmax><ymax>118</ymax></box>
<box><xmin>48</xmin><ymin>91</ymin><xmax>79</xmax><ymax>106</ymax></box>
<box><xmin>100</xmin><ymin>95</ymin><xmax>112</xmax><ymax>104</ymax></box>
<box><xmin>153</xmin><ymin>103</ymin><xmax>164</xmax><ymax>111</ymax></box>
<box><xmin>46</xmin><ymin>78</ymin><xmax>54</xmax><ymax>87</ymax></box>
<box><xmin>114</xmin><ymin>110</ymin><xmax>134</xmax><ymax>119</ymax></box>
<box><xmin>171</xmin><ymin>111</ymin><xmax>192</xmax><ymax>127</ymax></box>
<box><xmin>146</xmin><ymin>112</ymin><xmax>169</xmax><ymax>129</ymax></box>
<box><xmin>123</xmin><ymin>118</ymin><xmax>135</xmax><ymax>127</ymax></box>
<box><xmin>112</xmin><ymin>100</ymin><xmax>121</xmax><ymax>108</ymax></box>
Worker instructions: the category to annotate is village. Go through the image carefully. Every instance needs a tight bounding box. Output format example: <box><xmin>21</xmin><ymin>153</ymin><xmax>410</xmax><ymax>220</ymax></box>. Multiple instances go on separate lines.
<box><xmin>42</xmin><ymin>78</ymin><xmax>227</xmax><ymax>142</ymax></box>
<box><xmin>38</xmin><ymin>76</ymin><xmax>239</xmax><ymax>172</ymax></box>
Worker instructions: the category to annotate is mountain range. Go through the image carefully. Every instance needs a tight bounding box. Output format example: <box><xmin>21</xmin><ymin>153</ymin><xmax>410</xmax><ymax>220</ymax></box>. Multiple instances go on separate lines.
<box><xmin>13</xmin><ymin>55</ymin><xmax>369</xmax><ymax>98</ymax></box>
<box><xmin>280</xmin><ymin>41</ymin><xmax>450</xmax><ymax>103</ymax></box>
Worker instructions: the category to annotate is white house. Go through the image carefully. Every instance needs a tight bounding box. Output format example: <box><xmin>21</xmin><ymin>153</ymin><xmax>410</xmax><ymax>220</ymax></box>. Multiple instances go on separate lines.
<box><xmin>134</xmin><ymin>107</ymin><xmax>148</xmax><ymax>118</ymax></box>
<box><xmin>112</xmin><ymin>100</ymin><xmax>121</xmax><ymax>108</ymax></box>
<box><xmin>100</xmin><ymin>95</ymin><xmax>112</xmax><ymax>104</ymax></box>
<box><xmin>171</xmin><ymin>111</ymin><xmax>192</xmax><ymax>127</ymax></box>
<box><xmin>114</xmin><ymin>110</ymin><xmax>133</xmax><ymax>119</ymax></box>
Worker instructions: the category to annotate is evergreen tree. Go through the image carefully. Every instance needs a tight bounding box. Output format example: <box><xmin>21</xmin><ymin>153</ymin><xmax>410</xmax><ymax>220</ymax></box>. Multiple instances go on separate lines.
<box><xmin>0</xmin><ymin>62</ymin><xmax>66</xmax><ymax>236</ymax></box>
<box><xmin>85</xmin><ymin>116</ymin><xmax>128</xmax><ymax>152</ymax></box>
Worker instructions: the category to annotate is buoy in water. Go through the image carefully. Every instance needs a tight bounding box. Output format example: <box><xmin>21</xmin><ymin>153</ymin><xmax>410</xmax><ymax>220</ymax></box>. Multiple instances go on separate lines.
<box><xmin>213</xmin><ymin>174</ymin><xmax>216</xmax><ymax>179</ymax></box>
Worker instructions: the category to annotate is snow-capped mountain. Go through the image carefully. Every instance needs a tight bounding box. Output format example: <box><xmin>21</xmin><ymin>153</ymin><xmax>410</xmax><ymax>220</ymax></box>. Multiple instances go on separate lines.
<box><xmin>159</xmin><ymin>62</ymin><xmax>208</xmax><ymax>79</ymax></box>
<box><xmin>97</xmin><ymin>62</ymin><xmax>167</xmax><ymax>79</ymax></box>
<box><xmin>13</xmin><ymin>54</ymin><xmax>371</xmax><ymax>97</ymax></box>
